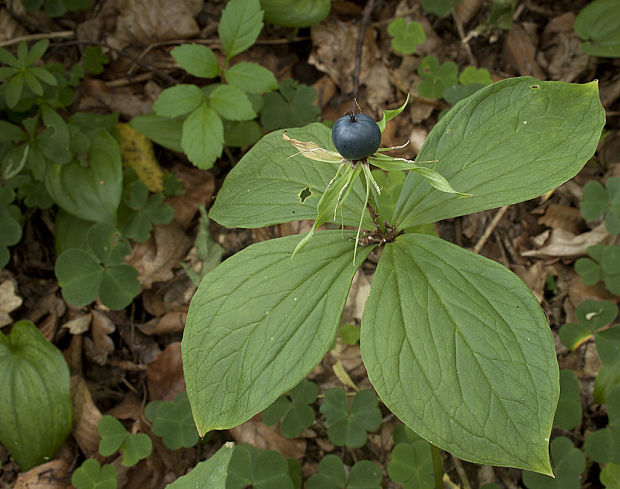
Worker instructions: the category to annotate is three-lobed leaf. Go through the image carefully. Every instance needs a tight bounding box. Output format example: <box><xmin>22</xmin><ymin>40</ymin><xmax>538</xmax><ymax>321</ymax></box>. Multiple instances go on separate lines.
<box><xmin>71</xmin><ymin>459</ymin><xmax>117</xmax><ymax>489</ymax></box>
<box><xmin>584</xmin><ymin>386</ymin><xmax>620</xmax><ymax>464</ymax></box>
<box><xmin>262</xmin><ymin>379</ymin><xmax>318</xmax><ymax>438</ymax></box>
<box><xmin>145</xmin><ymin>391</ymin><xmax>199</xmax><ymax>450</ymax></box>
<box><xmin>387</xmin><ymin>18</ymin><xmax>426</xmax><ymax>55</ymax></box>
<box><xmin>387</xmin><ymin>442</ymin><xmax>434</xmax><ymax>489</ymax></box>
<box><xmin>522</xmin><ymin>437</ymin><xmax>585</xmax><ymax>489</ymax></box>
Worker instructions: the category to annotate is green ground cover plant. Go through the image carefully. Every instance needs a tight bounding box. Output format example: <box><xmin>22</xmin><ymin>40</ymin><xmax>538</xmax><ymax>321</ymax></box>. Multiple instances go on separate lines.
<box><xmin>182</xmin><ymin>76</ymin><xmax>604</xmax><ymax>477</ymax></box>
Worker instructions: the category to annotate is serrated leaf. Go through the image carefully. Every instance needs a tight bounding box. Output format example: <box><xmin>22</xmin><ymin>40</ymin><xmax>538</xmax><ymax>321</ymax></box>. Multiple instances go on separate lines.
<box><xmin>522</xmin><ymin>437</ymin><xmax>585</xmax><ymax>489</ymax></box>
<box><xmin>71</xmin><ymin>459</ymin><xmax>117</xmax><ymax>489</ymax></box>
<box><xmin>393</xmin><ymin>78</ymin><xmax>605</xmax><ymax>230</ymax></box>
<box><xmin>219</xmin><ymin>0</ymin><xmax>264</xmax><ymax>60</ymax></box>
<box><xmin>387</xmin><ymin>442</ymin><xmax>434</xmax><ymax>489</ymax></box>
<box><xmin>181</xmin><ymin>104</ymin><xmax>224</xmax><ymax>169</ymax></box>
<box><xmin>361</xmin><ymin>233</ymin><xmax>558</xmax><ymax>474</ymax></box>
<box><xmin>182</xmin><ymin>231</ymin><xmax>374</xmax><ymax>435</ymax></box>
<box><xmin>153</xmin><ymin>85</ymin><xmax>206</xmax><ymax>118</ymax></box>
<box><xmin>171</xmin><ymin>44</ymin><xmax>220</xmax><ymax>78</ymax></box>
<box><xmin>554</xmin><ymin>370</ymin><xmax>582</xmax><ymax>430</ymax></box>
<box><xmin>208</xmin><ymin>85</ymin><xmax>256</xmax><ymax>120</ymax></box>
<box><xmin>210</xmin><ymin>123</ymin><xmax>371</xmax><ymax>229</ymax></box>
<box><xmin>0</xmin><ymin>321</ymin><xmax>73</xmax><ymax>471</ymax></box>
<box><xmin>166</xmin><ymin>443</ymin><xmax>234</xmax><ymax>489</ymax></box>
<box><xmin>55</xmin><ymin>249</ymin><xmax>103</xmax><ymax>306</ymax></box>
<box><xmin>225</xmin><ymin>62</ymin><xmax>278</xmax><ymax>94</ymax></box>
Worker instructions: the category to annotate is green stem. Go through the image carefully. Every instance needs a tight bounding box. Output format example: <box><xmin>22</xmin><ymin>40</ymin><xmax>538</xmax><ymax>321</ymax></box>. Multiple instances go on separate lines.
<box><xmin>431</xmin><ymin>443</ymin><xmax>443</xmax><ymax>489</ymax></box>
<box><xmin>360</xmin><ymin>163</ymin><xmax>385</xmax><ymax>233</ymax></box>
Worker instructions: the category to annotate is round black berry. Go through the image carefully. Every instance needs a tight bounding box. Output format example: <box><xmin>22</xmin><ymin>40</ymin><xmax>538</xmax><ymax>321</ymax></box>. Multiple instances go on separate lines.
<box><xmin>331</xmin><ymin>114</ymin><xmax>381</xmax><ymax>160</ymax></box>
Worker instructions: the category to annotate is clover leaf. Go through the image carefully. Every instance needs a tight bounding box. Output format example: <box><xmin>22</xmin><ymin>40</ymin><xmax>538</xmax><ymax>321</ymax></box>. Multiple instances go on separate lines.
<box><xmin>71</xmin><ymin>459</ymin><xmax>117</xmax><ymax>489</ymax></box>
<box><xmin>83</xmin><ymin>46</ymin><xmax>110</xmax><ymax>75</ymax></box>
<box><xmin>522</xmin><ymin>437</ymin><xmax>585</xmax><ymax>489</ymax></box>
<box><xmin>306</xmin><ymin>455</ymin><xmax>382</xmax><ymax>489</ymax></box>
<box><xmin>387</xmin><ymin>18</ymin><xmax>426</xmax><ymax>55</ymax></box>
<box><xmin>226</xmin><ymin>444</ymin><xmax>296</xmax><ymax>489</ymax></box>
<box><xmin>55</xmin><ymin>223</ymin><xmax>140</xmax><ymax>310</ymax></box>
<box><xmin>260</xmin><ymin>79</ymin><xmax>321</xmax><ymax>131</ymax></box>
<box><xmin>581</xmin><ymin>177</ymin><xmax>620</xmax><ymax>234</ymax></box>
<box><xmin>320</xmin><ymin>388</ymin><xmax>381</xmax><ymax>448</ymax></box>
<box><xmin>585</xmin><ymin>386</ymin><xmax>620</xmax><ymax>464</ymax></box>
<box><xmin>387</xmin><ymin>425</ymin><xmax>434</xmax><ymax>489</ymax></box>
<box><xmin>575</xmin><ymin>244</ymin><xmax>620</xmax><ymax>295</ymax></box>
<box><xmin>339</xmin><ymin>324</ymin><xmax>360</xmax><ymax>346</ymax></box>
<box><xmin>0</xmin><ymin>186</ymin><xmax>22</xmax><ymax>269</ymax></box>
<box><xmin>417</xmin><ymin>56</ymin><xmax>458</xmax><ymax>99</ymax></box>
<box><xmin>119</xmin><ymin>180</ymin><xmax>174</xmax><ymax>242</ymax></box>
<box><xmin>263</xmin><ymin>379</ymin><xmax>318</xmax><ymax>438</ymax></box>
<box><xmin>554</xmin><ymin>370</ymin><xmax>582</xmax><ymax>430</ymax></box>
<box><xmin>98</xmin><ymin>415</ymin><xmax>152</xmax><ymax>467</ymax></box>
<box><xmin>601</xmin><ymin>462</ymin><xmax>620</xmax><ymax>488</ymax></box>
<box><xmin>145</xmin><ymin>391</ymin><xmax>199</xmax><ymax>450</ymax></box>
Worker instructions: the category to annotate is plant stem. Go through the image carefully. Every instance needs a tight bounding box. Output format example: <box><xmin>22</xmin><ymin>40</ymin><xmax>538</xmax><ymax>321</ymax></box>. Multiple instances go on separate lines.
<box><xmin>431</xmin><ymin>443</ymin><xmax>444</xmax><ymax>489</ymax></box>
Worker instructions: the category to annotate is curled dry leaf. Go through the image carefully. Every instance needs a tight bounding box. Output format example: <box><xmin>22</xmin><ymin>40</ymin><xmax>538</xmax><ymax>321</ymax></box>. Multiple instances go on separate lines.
<box><xmin>13</xmin><ymin>459</ymin><xmax>70</xmax><ymax>489</ymax></box>
<box><xmin>0</xmin><ymin>276</ymin><xmax>22</xmax><ymax>328</ymax></box>
<box><xmin>229</xmin><ymin>420</ymin><xmax>306</xmax><ymax>460</ymax></box>
<box><xmin>503</xmin><ymin>23</ymin><xmax>546</xmax><ymax>79</ymax></box>
<box><xmin>538</xmin><ymin>204</ymin><xmax>586</xmax><ymax>234</ymax></box>
<box><xmin>522</xmin><ymin>223</ymin><xmax>611</xmax><ymax>259</ymax></box>
<box><xmin>541</xmin><ymin>13</ymin><xmax>589</xmax><ymax>83</ymax></box>
<box><xmin>166</xmin><ymin>165</ymin><xmax>215</xmax><ymax>229</ymax></box>
<box><xmin>139</xmin><ymin>311</ymin><xmax>187</xmax><ymax>336</ymax></box>
<box><xmin>0</xmin><ymin>8</ymin><xmax>27</xmax><ymax>43</ymax></box>
<box><xmin>147</xmin><ymin>341</ymin><xmax>184</xmax><ymax>401</ymax></box>
<box><xmin>61</xmin><ymin>313</ymin><xmax>92</xmax><ymax>335</ymax></box>
<box><xmin>84</xmin><ymin>310</ymin><xmax>116</xmax><ymax>365</ymax></box>
<box><xmin>70</xmin><ymin>376</ymin><xmax>103</xmax><ymax>457</ymax></box>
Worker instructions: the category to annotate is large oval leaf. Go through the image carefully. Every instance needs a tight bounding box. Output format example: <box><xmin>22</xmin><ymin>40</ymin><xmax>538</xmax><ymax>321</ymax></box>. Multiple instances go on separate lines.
<box><xmin>392</xmin><ymin>78</ymin><xmax>604</xmax><ymax>229</ymax></box>
<box><xmin>182</xmin><ymin>231</ymin><xmax>374</xmax><ymax>435</ymax></box>
<box><xmin>361</xmin><ymin>233</ymin><xmax>558</xmax><ymax>474</ymax></box>
<box><xmin>45</xmin><ymin>130</ymin><xmax>122</xmax><ymax>225</ymax></box>
<box><xmin>0</xmin><ymin>320</ymin><xmax>73</xmax><ymax>471</ymax></box>
<box><xmin>209</xmin><ymin>123</ymin><xmax>371</xmax><ymax>229</ymax></box>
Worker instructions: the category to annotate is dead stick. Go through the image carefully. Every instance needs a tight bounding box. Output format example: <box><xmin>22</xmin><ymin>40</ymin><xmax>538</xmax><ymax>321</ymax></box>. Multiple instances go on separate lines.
<box><xmin>473</xmin><ymin>205</ymin><xmax>508</xmax><ymax>254</ymax></box>
<box><xmin>0</xmin><ymin>30</ymin><xmax>74</xmax><ymax>48</ymax></box>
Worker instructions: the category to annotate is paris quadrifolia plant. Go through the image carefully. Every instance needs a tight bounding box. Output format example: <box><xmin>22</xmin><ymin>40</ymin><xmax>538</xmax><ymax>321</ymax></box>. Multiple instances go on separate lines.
<box><xmin>181</xmin><ymin>77</ymin><xmax>604</xmax><ymax>476</ymax></box>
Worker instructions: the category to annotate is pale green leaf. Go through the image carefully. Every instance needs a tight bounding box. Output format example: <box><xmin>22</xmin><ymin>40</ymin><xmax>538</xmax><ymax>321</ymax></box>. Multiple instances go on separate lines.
<box><xmin>153</xmin><ymin>85</ymin><xmax>206</xmax><ymax>118</ymax></box>
<box><xmin>166</xmin><ymin>443</ymin><xmax>234</xmax><ymax>489</ymax></box>
<box><xmin>261</xmin><ymin>0</ymin><xmax>330</xmax><ymax>28</ymax></box>
<box><xmin>219</xmin><ymin>0</ymin><xmax>264</xmax><ymax>60</ymax></box>
<box><xmin>208</xmin><ymin>85</ymin><xmax>256</xmax><ymax>121</ymax></box>
<box><xmin>392</xmin><ymin>78</ymin><xmax>605</xmax><ymax>229</ymax></box>
<box><xmin>181</xmin><ymin>104</ymin><xmax>224</xmax><ymax>169</ymax></box>
<box><xmin>182</xmin><ymin>231</ymin><xmax>375</xmax><ymax>435</ymax></box>
<box><xmin>225</xmin><ymin>62</ymin><xmax>278</xmax><ymax>94</ymax></box>
<box><xmin>361</xmin><ymin>233</ymin><xmax>558</xmax><ymax>474</ymax></box>
<box><xmin>171</xmin><ymin>44</ymin><xmax>220</xmax><ymax>78</ymax></box>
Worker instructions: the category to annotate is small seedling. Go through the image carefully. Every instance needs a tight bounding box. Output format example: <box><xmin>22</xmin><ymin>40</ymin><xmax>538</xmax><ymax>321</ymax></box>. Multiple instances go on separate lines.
<box><xmin>262</xmin><ymin>379</ymin><xmax>318</xmax><ymax>438</ymax></box>
<box><xmin>118</xmin><ymin>179</ymin><xmax>174</xmax><ymax>242</ymax></box>
<box><xmin>559</xmin><ymin>299</ymin><xmax>620</xmax><ymax>365</ymax></box>
<box><xmin>584</xmin><ymin>386</ymin><xmax>620</xmax><ymax>464</ymax></box>
<box><xmin>226</xmin><ymin>444</ymin><xmax>297</xmax><ymax>489</ymax></box>
<box><xmin>339</xmin><ymin>324</ymin><xmax>360</xmax><ymax>345</ymax></box>
<box><xmin>581</xmin><ymin>177</ymin><xmax>620</xmax><ymax>234</ymax></box>
<box><xmin>387</xmin><ymin>425</ymin><xmax>434</xmax><ymax>489</ymax></box>
<box><xmin>145</xmin><ymin>391</ymin><xmax>199</xmax><ymax>450</ymax></box>
<box><xmin>522</xmin><ymin>437</ymin><xmax>586</xmax><ymax>489</ymax></box>
<box><xmin>306</xmin><ymin>455</ymin><xmax>382</xmax><ymax>489</ymax></box>
<box><xmin>55</xmin><ymin>223</ymin><xmax>140</xmax><ymax>310</ymax></box>
<box><xmin>71</xmin><ymin>459</ymin><xmax>117</xmax><ymax>489</ymax></box>
<box><xmin>260</xmin><ymin>78</ymin><xmax>321</xmax><ymax>131</ymax></box>
<box><xmin>575</xmin><ymin>245</ymin><xmax>620</xmax><ymax>295</ymax></box>
<box><xmin>387</xmin><ymin>18</ymin><xmax>426</xmax><ymax>55</ymax></box>
<box><xmin>554</xmin><ymin>370</ymin><xmax>582</xmax><ymax>431</ymax></box>
<box><xmin>0</xmin><ymin>187</ymin><xmax>22</xmax><ymax>268</ymax></box>
<box><xmin>98</xmin><ymin>415</ymin><xmax>152</xmax><ymax>466</ymax></box>
<box><xmin>574</xmin><ymin>0</ymin><xmax>620</xmax><ymax>58</ymax></box>
<box><xmin>320</xmin><ymin>388</ymin><xmax>381</xmax><ymax>448</ymax></box>
<box><xmin>417</xmin><ymin>56</ymin><xmax>458</xmax><ymax>99</ymax></box>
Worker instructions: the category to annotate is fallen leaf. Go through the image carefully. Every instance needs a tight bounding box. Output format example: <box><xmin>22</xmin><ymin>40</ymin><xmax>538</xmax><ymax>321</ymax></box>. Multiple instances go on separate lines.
<box><xmin>0</xmin><ymin>8</ymin><xmax>27</xmax><ymax>43</ymax></box>
<box><xmin>538</xmin><ymin>204</ymin><xmax>586</xmax><ymax>234</ymax></box>
<box><xmin>165</xmin><ymin>165</ymin><xmax>215</xmax><ymax>229</ymax></box>
<box><xmin>503</xmin><ymin>23</ymin><xmax>546</xmax><ymax>78</ymax></box>
<box><xmin>0</xmin><ymin>276</ymin><xmax>22</xmax><ymax>327</ymax></box>
<box><xmin>229</xmin><ymin>420</ymin><xmax>306</xmax><ymax>460</ymax></box>
<box><xmin>521</xmin><ymin>223</ymin><xmax>611</xmax><ymax>259</ymax></box>
<box><xmin>71</xmin><ymin>376</ymin><xmax>103</xmax><ymax>457</ymax></box>
<box><xmin>118</xmin><ymin>123</ymin><xmax>164</xmax><ymax>192</ymax></box>
<box><xmin>147</xmin><ymin>341</ymin><xmax>184</xmax><ymax>401</ymax></box>
<box><xmin>62</xmin><ymin>313</ymin><xmax>92</xmax><ymax>335</ymax></box>
<box><xmin>540</xmin><ymin>13</ymin><xmax>589</xmax><ymax>82</ymax></box>
<box><xmin>84</xmin><ymin>309</ymin><xmax>115</xmax><ymax>365</ymax></box>
<box><xmin>332</xmin><ymin>359</ymin><xmax>358</xmax><ymax>391</ymax></box>
<box><xmin>139</xmin><ymin>311</ymin><xmax>187</xmax><ymax>335</ymax></box>
<box><xmin>13</xmin><ymin>459</ymin><xmax>70</xmax><ymax>489</ymax></box>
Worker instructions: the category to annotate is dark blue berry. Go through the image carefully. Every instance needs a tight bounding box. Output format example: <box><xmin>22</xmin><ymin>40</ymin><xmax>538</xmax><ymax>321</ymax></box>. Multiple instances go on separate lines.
<box><xmin>331</xmin><ymin>114</ymin><xmax>381</xmax><ymax>160</ymax></box>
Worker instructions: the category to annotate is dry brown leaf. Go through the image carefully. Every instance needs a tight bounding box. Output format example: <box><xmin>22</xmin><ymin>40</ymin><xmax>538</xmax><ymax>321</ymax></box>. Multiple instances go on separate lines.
<box><xmin>71</xmin><ymin>376</ymin><xmax>102</xmax><ymax>457</ymax></box>
<box><xmin>512</xmin><ymin>262</ymin><xmax>546</xmax><ymax>302</ymax></box>
<box><xmin>341</xmin><ymin>271</ymin><xmax>371</xmax><ymax>325</ymax></box>
<box><xmin>503</xmin><ymin>23</ymin><xmax>546</xmax><ymax>78</ymax></box>
<box><xmin>538</xmin><ymin>204</ymin><xmax>585</xmax><ymax>234</ymax></box>
<box><xmin>522</xmin><ymin>223</ymin><xmax>610</xmax><ymax>259</ymax></box>
<box><xmin>147</xmin><ymin>341</ymin><xmax>184</xmax><ymax>401</ymax></box>
<box><xmin>26</xmin><ymin>290</ymin><xmax>65</xmax><ymax>342</ymax></box>
<box><xmin>62</xmin><ymin>313</ymin><xmax>92</xmax><ymax>335</ymax></box>
<box><xmin>453</xmin><ymin>0</ymin><xmax>484</xmax><ymax>26</ymax></box>
<box><xmin>166</xmin><ymin>166</ymin><xmax>215</xmax><ymax>229</ymax></box>
<box><xmin>139</xmin><ymin>311</ymin><xmax>187</xmax><ymax>335</ymax></box>
<box><xmin>106</xmin><ymin>394</ymin><xmax>144</xmax><ymax>420</ymax></box>
<box><xmin>540</xmin><ymin>13</ymin><xmax>589</xmax><ymax>82</ymax></box>
<box><xmin>332</xmin><ymin>359</ymin><xmax>358</xmax><ymax>391</ymax></box>
<box><xmin>84</xmin><ymin>310</ymin><xmax>116</xmax><ymax>365</ymax></box>
<box><xmin>0</xmin><ymin>276</ymin><xmax>22</xmax><ymax>327</ymax></box>
<box><xmin>13</xmin><ymin>459</ymin><xmax>70</xmax><ymax>489</ymax></box>
<box><xmin>566</xmin><ymin>269</ymin><xmax>617</xmax><ymax>306</ymax></box>
<box><xmin>126</xmin><ymin>222</ymin><xmax>192</xmax><ymax>289</ymax></box>
<box><xmin>229</xmin><ymin>420</ymin><xmax>306</xmax><ymax>460</ymax></box>
<box><xmin>112</xmin><ymin>0</ymin><xmax>199</xmax><ymax>47</ymax></box>
<box><xmin>141</xmin><ymin>276</ymin><xmax>194</xmax><ymax>317</ymax></box>
<box><xmin>0</xmin><ymin>8</ymin><xmax>27</xmax><ymax>43</ymax></box>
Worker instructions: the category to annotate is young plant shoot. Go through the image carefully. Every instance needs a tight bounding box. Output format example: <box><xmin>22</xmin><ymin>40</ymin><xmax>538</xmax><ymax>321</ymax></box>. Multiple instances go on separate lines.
<box><xmin>183</xmin><ymin>77</ymin><xmax>605</xmax><ymax>476</ymax></box>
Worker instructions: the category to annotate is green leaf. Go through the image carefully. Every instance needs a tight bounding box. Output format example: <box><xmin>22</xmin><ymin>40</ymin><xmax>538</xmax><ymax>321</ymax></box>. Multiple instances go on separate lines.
<box><xmin>5</xmin><ymin>72</ymin><xmax>25</xmax><ymax>108</ymax></box>
<box><xmin>226</xmin><ymin>445</ymin><xmax>294</xmax><ymax>489</ymax></box>
<box><xmin>83</xmin><ymin>46</ymin><xmax>110</xmax><ymax>74</ymax></box>
<box><xmin>39</xmin><ymin>104</ymin><xmax>71</xmax><ymax>163</ymax></box>
<box><xmin>98</xmin><ymin>415</ymin><xmax>129</xmax><ymax>455</ymax></box>
<box><xmin>171</xmin><ymin>44</ymin><xmax>220</xmax><ymax>78</ymax></box>
<box><xmin>208</xmin><ymin>85</ymin><xmax>256</xmax><ymax>121</ymax></box>
<box><xmin>554</xmin><ymin>370</ymin><xmax>582</xmax><ymax>430</ymax></box>
<box><xmin>129</xmin><ymin>113</ymin><xmax>183</xmax><ymax>153</ymax></box>
<box><xmin>320</xmin><ymin>388</ymin><xmax>382</xmax><ymax>448</ymax></box>
<box><xmin>443</xmin><ymin>83</ymin><xmax>486</xmax><ymax>104</ymax></box>
<box><xmin>55</xmin><ymin>249</ymin><xmax>103</xmax><ymax>306</ymax></box>
<box><xmin>260</xmin><ymin>0</ymin><xmax>331</xmax><ymax>27</ymax></box>
<box><xmin>120</xmin><ymin>182</ymin><xmax>174</xmax><ymax>242</ymax></box>
<box><xmin>393</xmin><ymin>78</ymin><xmax>605</xmax><ymax>230</ymax></box>
<box><xmin>181</xmin><ymin>104</ymin><xmax>224</xmax><ymax>169</ymax></box>
<box><xmin>225</xmin><ymin>62</ymin><xmax>278</xmax><ymax>94</ymax></box>
<box><xmin>153</xmin><ymin>84</ymin><xmax>206</xmax><ymax>118</ymax></box>
<box><xmin>595</xmin><ymin>359</ymin><xmax>620</xmax><ymax>403</ymax></box>
<box><xmin>166</xmin><ymin>443</ymin><xmax>234</xmax><ymax>489</ymax></box>
<box><xmin>584</xmin><ymin>386</ymin><xmax>620</xmax><ymax>464</ymax></box>
<box><xmin>417</xmin><ymin>56</ymin><xmax>458</xmax><ymax>99</ymax></box>
<box><xmin>459</xmin><ymin>66</ymin><xmax>493</xmax><ymax>86</ymax></box>
<box><xmin>347</xmin><ymin>460</ymin><xmax>382</xmax><ymax>489</ymax></box>
<box><xmin>339</xmin><ymin>323</ymin><xmax>360</xmax><ymax>345</ymax></box>
<box><xmin>421</xmin><ymin>0</ymin><xmax>456</xmax><ymax>17</ymax></box>
<box><xmin>25</xmin><ymin>39</ymin><xmax>49</xmax><ymax>65</ymax></box>
<box><xmin>306</xmin><ymin>455</ymin><xmax>345</xmax><ymax>489</ymax></box>
<box><xmin>0</xmin><ymin>47</ymin><xmax>19</xmax><ymax>67</ymax></box>
<box><xmin>182</xmin><ymin>231</ymin><xmax>374</xmax><ymax>435</ymax></box>
<box><xmin>387</xmin><ymin>18</ymin><xmax>426</xmax><ymax>55</ymax></box>
<box><xmin>45</xmin><ymin>131</ymin><xmax>122</xmax><ymax>225</ymax></box>
<box><xmin>377</xmin><ymin>94</ymin><xmax>409</xmax><ymax>133</ymax></box>
<box><xmin>98</xmin><ymin>265</ymin><xmax>141</xmax><ymax>310</ymax></box>
<box><xmin>260</xmin><ymin>79</ymin><xmax>320</xmax><ymax>130</ymax></box>
<box><xmin>23</xmin><ymin>70</ymin><xmax>43</xmax><ymax>95</ymax></box>
<box><xmin>575</xmin><ymin>257</ymin><xmax>602</xmax><ymax>285</ymax></box>
<box><xmin>262</xmin><ymin>379</ymin><xmax>318</xmax><ymax>438</ymax></box>
<box><xmin>119</xmin><ymin>433</ymin><xmax>152</xmax><ymax>466</ymax></box>
<box><xmin>387</xmin><ymin>442</ymin><xmax>434</xmax><ymax>489</ymax></box>
<box><xmin>574</xmin><ymin>0</ymin><xmax>620</xmax><ymax>58</ymax></box>
<box><xmin>223</xmin><ymin>120</ymin><xmax>262</xmax><ymax>147</ymax></box>
<box><xmin>209</xmin><ymin>123</ymin><xmax>371</xmax><ymax>229</ymax></box>
<box><xmin>522</xmin><ymin>437</ymin><xmax>586</xmax><ymax>489</ymax></box>
<box><xmin>29</xmin><ymin>66</ymin><xmax>57</xmax><ymax>86</ymax></box>
<box><xmin>361</xmin><ymin>233</ymin><xmax>558</xmax><ymax>474</ymax></box>
<box><xmin>71</xmin><ymin>459</ymin><xmax>117</xmax><ymax>489</ymax></box>
<box><xmin>219</xmin><ymin>0</ymin><xmax>264</xmax><ymax>60</ymax></box>
<box><xmin>0</xmin><ymin>320</ymin><xmax>73</xmax><ymax>471</ymax></box>
<box><xmin>597</xmin><ymin>326</ymin><xmax>620</xmax><ymax>365</ymax></box>
<box><xmin>87</xmin><ymin>223</ymin><xmax>131</xmax><ymax>266</ymax></box>
<box><xmin>601</xmin><ymin>463</ymin><xmax>620</xmax><ymax>489</ymax></box>
<box><xmin>146</xmin><ymin>391</ymin><xmax>199</xmax><ymax>450</ymax></box>
<box><xmin>582</xmin><ymin>180</ymin><xmax>608</xmax><ymax>221</ymax></box>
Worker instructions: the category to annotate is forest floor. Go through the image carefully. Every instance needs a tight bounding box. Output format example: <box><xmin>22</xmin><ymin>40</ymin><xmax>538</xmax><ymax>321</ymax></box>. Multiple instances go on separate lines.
<box><xmin>1</xmin><ymin>0</ymin><xmax>619</xmax><ymax>488</ymax></box>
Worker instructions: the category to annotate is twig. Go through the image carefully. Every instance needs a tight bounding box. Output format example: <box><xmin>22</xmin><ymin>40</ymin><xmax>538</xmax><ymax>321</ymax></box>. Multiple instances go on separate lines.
<box><xmin>352</xmin><ymin>0</ymin><xmax>376</xmax><ymax>99</ymax></box>
<box><xmin>473</xmin><ymin>205</ymin><xmax>508</xmax><ymax>254</ymax></box>
<box><xmin>0</xmin><ymin>30</ymin><xmax>74</xmax><ymax>48</ymax></box>
<box><xmin>106</xmin><ymin>72</ymin><xmax>153</xmax><ymax>88</ymax></box>
<box><xmin>451</xmin><ymin>454</ymin><xmax>472</xmax><ymax>489</ymax></box>
<box><xmin>451</xmin><ymin>8</ymin><xmax>476</xmax><ymax>66</ymax></box>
